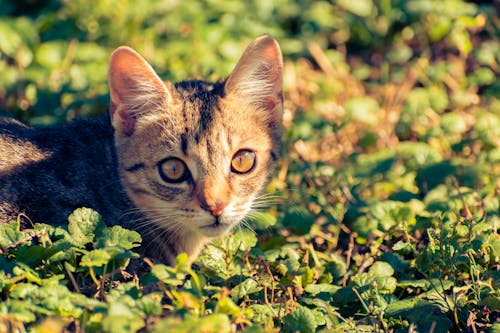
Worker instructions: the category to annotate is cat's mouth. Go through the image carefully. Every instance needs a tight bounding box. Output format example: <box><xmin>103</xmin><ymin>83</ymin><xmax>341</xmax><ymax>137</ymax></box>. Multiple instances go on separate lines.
<box><xmin>201</xmin><ymin>219</ymin><xmax>225</xmax><ymax>229</ymax></box>
<box><xmin>199</xmin><ymin>218</ymin><xmax>233</xmax><ymax>236</ymax></box>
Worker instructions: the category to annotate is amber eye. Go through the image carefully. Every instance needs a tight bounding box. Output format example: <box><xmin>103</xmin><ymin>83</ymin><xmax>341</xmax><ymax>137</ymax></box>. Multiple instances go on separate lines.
<box><xmin>231</xmin><ymin>150</ymin><xmax>256</xmax><ymax>174</ymax></box>
<box><xmin>158</xmin><ymin>158</ymin><xmax>190</xmax><ymax>183</ymax></box>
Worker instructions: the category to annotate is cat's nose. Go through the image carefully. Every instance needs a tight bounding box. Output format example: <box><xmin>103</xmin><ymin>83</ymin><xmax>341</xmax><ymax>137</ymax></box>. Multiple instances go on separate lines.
<box><xmin>206</xmin><ymin>202</ymin><xmax>227</xmax><ymax>217</ymax></box>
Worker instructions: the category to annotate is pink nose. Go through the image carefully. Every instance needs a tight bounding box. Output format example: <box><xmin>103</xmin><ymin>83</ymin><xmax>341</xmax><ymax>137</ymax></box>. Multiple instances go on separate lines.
<box><xmin>206</xmin><ymin>202</ymin><xmax>227</xmax><ymax>217</ymax></box>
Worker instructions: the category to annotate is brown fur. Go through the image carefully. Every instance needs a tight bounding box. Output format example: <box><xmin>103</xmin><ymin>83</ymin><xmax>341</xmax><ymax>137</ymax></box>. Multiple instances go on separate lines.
<box><xmin>0</xmin><ymin>36</ymin><xmax>283</xmax><ymax>263</ymax></box>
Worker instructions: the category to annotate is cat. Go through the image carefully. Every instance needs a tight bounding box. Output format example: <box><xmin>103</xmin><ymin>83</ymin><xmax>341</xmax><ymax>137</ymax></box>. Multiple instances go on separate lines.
<box><xmin>0</xmin><ymin>35</ymin><xmax>283</xmax><ymax>264</ymax></box>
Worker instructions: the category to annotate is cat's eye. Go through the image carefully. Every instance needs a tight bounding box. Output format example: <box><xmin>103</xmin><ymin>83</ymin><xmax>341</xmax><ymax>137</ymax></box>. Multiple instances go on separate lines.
<box><xmin>231</xmin><ymin>150</ymin><xmax>256</xmax><ymax>174</ymax></box>
<box><xmin>158</xmin><ymin>158</ymin><xmax>190</xmax><ymax>183</ymax></box>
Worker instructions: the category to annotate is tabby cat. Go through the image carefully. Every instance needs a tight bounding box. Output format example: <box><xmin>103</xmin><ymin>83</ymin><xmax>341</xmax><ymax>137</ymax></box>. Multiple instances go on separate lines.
<box><xmin>0</xmin><ymin>35</ymin><xmax>283</xmax><ymax>264</ymax></box>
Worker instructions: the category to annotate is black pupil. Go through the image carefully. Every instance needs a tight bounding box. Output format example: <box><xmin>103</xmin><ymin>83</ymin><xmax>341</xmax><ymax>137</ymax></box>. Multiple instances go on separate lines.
<box><xmin>159</xmin><ymin>158</ymin><xmax>189</xmax><ymax>183</ymax></box>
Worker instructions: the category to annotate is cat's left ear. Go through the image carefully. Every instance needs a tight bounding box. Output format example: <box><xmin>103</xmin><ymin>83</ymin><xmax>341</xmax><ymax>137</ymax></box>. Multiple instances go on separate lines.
<box><xmin>108</xmin><ymin>46</ymin><xmax>176</xmax><ymax>136</ymax></box>
<box><xmin>225</xmin><ymin>35</ymin><xmax>283</xmax><ymax>115</ymax></box>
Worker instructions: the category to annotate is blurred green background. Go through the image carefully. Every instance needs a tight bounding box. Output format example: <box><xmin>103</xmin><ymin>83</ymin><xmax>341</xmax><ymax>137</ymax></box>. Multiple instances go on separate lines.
<box><xmin>1</xmin><ymin>1</ymin><xmax>499</xmax><ymax>330</ymax></box>
<box><xmin>1</xmin><ymin>0</ymin><xmax>498</xmax><ymax>126</ymax></box>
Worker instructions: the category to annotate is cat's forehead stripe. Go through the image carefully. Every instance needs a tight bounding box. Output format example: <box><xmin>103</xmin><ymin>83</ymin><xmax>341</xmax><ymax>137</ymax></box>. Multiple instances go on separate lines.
<box><xmin>180</xmin><ymin>133</ymin><xmax>188</xmax><ymax>155</ymax></box>
<box><xmin>174</xmin><ymin>80</ymin><xmax>227</xmax><ymax>153</ymax></box>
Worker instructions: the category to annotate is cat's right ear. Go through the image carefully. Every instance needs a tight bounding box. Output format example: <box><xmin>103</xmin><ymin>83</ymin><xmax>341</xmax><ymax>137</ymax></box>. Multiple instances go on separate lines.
<box><xmin>225</xmin><ymin>35</ymin><xmax>283</xmax><ymax>117</ymax></box>
<box><xmin>108</xmin><ymin>46</ymin><xmax>175</xmax><ymax>136</ymax></box>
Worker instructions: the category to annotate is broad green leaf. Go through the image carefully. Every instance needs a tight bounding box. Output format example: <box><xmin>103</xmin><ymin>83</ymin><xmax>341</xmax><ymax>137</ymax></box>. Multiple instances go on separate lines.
<box><xmin>246</xmin><ymin>211</ymin><xmax>277</xmax><ymax>230</ymax></box>
<box><xmin>37</xmin><ymin>284</ymin><xmax>84</xmax><ymax>318</ymax></box>
<box><xmin>153</xmin><ymin>314</ymin><xmax>231</xmax><ymax>333</ymax></box>
<box><xmin>231</xmin><ymin>278</ymin><xmax>261</xmax><ymax>300</ymax></box>
<box><xmin>440</xmin><ymin>113</ymin><xmax>467</xmax><ymax>134</ymax></box>
<box><xmin>344</xmin><ymin>96</ymin><xmax>379</xmax><ymax>126</ymax></box>
<box><xmin>16</xmin><ymin>245</ymin><xmax>61</xmax><ymax>268</ymax></box>
<box><xmin>215</xmin><ymin>294</ymin><xmax>241</xmax><ymax>317</ymax></box>
<box><xmin>150</xmin><ymin>264</ymin><xmax>185</xmax><ymax>286</ymax></box>
<box><xmin>375</xmin><ymin>276</ymin><xmax>397</xmax><ymax>294</ymax></box>
<box><xmin>68</xmin><ymin>208</ymin><xmax>105</xmax><ymax>247</ymax></box>
<box><xmin>491</xmin><ymin>323</ymin><xmax>500</xmax><ymax>333</ymax></box>
<box><xmin>9</xmin><ymin>283</ymin><xmax>38</xmax><ymax>299</ymax></box>
<box><xmin>172</xmin><ymin>290</ymin><xmax>202</xmax><ymax>311</ymax></box>
<box><xmin>282</xmin><ymin>206</ymin><xmax>315</xmax><ymax>236</ymax></box>
<box><xmin>283</xmin><ymin>304</ymin><xmax>318</xmax><ymax>333</ymax></box>
<box><xmin>369</xmin><ymin>261</ymin><xmax>394</xmax><ymax>277</ymax></box>
<box><xmin>0</xmin><ymin>20</ymin><xmax>23</xmax><ymax>56</ymax></box>
<box><xmin>479</xmin><ymin>294</ymin><xmax>500</xmax><ymax>311</ymax></box>
<box><xmin>0</xmin><ymin>221</ymin><xmax>26</xmax><ymax>248</ymax></box>
<box><xmin>101</xmin><ymin>314</ymin><xmax>144</xmax><ymax>333</ymax></box>
<box><xmin>304</xmin><ymin>283</ymin><xmax>341</xmax><ymax>295</ymax></box>
<box><xmin>0</xmin><ymin>300</ymin><xmax>37</xmax><ymax>323</ymax></box>
<box><xmin>35</xmin><ymin>41</ymin><xmax>67</xmax><ymax>68</ymax></box>
<box><xmin>80</xmin><ymin>249</ymin><xmax>111</xmax><ymax>267</ymax></box>
<box><xmin>94</xmin><ymin>225</ymin><xmax>141</xmax><ymax>250</ymax></box>
<box><xmin>337</xmin><ymin>0</ymin><xmax>373</xmax><ymax>17</ymax></box>
<box><xmin>136</xmin><ymin>294</ymin><xmax>163</xmax><ymax>316</ymax></box>
<box><xmin>385</xmin><ymin>298</ymin><xmax>452</xmax><ymax>332</ymax></box>
<box><xmin>248</xmin><ymin>304</ymin><xmax>278</xmax><ymax>324</ymax></box>
<box><xmin>226</xmin><ymin>228</ymin><xmax>257</xmax><ymax>253</ymax></box>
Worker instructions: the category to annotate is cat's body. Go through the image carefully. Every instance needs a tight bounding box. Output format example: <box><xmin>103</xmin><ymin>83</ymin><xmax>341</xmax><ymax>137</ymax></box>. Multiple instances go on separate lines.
<box><xmin>0</xmin><ymin>36</ymin><xmax>283</xmax><ymax>263</ymax></box>
<box><xmin>0</xmin><ymin>115</ymin><xmax>127</xmax><ymax>226</ymax></box>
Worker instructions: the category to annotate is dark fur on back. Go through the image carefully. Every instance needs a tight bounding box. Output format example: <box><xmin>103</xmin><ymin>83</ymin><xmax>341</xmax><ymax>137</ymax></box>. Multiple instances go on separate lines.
<box><xmin>0</xmin><ymin>116</ymin><xmax>133</xmax><ymax>227</ymax></box>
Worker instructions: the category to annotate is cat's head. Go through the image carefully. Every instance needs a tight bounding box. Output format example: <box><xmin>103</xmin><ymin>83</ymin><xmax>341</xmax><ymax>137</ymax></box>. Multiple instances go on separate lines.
<box><xmin>108</xmin><ymin>36</ymin><xmax>283</xmax><ymax>258</ymax></box>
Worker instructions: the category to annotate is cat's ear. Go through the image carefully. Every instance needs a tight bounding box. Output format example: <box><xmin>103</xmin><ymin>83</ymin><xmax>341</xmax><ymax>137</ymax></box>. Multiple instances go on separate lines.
<box><xmin>225</xmin><ymin>35</ymin><xmax>283</xmax><ymax>114</ymax></box>
<box><xmin>108</xmin><ymin>46</ymin><xmax>175</xmax><ymax>136</ymax></box>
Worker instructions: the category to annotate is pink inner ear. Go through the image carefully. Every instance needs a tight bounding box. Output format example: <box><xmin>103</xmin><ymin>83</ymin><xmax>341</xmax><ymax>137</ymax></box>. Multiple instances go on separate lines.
<box><xmin>264</xmin><ymin>96</ymin><xmax>277</xmax><ymax>111</ymax></box>
<box><xmin>225</xmin><ymin>36</ymin><xmax>283</xmax><ymax>104</ymax></box>
<box><xmin>262</xmin><ymin>42</ymin><xmax>282</xmax><ymax>66</ymax></box>
<box><xmin>108</xmin><ymin>46</ymin><xmax>169</xmax><ymax>136</ymax></box>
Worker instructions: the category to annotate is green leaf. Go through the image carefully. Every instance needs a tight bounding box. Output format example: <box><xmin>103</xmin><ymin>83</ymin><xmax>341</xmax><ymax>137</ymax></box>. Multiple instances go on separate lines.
<box><xmin>337</xmin><ymin>0</ymin><xmax>373</xmax><ymax>17</ymax></box>
<box><xmin>231</xmin><ymin>278</ymin><xmax>261</xmax><ymax>300</ymax></box>
<box><xmin>94</xmin><ymin>225</ymin><xmax>141</xmax><ymax>250</ymax></box>
<box><xmin>0</xmin><ymin>221</ymin><xmax>26</xmax><ymax>248</ymax></box>
<box><xmin>0</xmin><ymin>300</ymin><xmax>37</xmax><ymax>323</ymax></box>
<box><xmin>283</xmin><ymin>304</ymin><xmax>318</xmax><ymax>333</ymax></box>
<box><xmin>246</xmin><ymin>211</ymin><xmax>277</xmax><ymax>230</ymax></box>
<box><xmin>385</xmin><ymin>298</ymin><xmax>452</xmax><ymax>332</ymax></box>
<box><xmin>150</xmin><ymin>264</ymin><xmax>185</xmax><ymax>286</ymax></box>
<box><xmin>38</xmin><ymin>286</ymin><xmax>83</xmax><ymax>317</ymax></box>
<box><xmin>479</xmin><ymin>294</ymin><xmax>500</xmax><ymax>311</ymax></box>
<box><xmin>35</xmin><ymin>41</ymin><xmax>67</xmax><ymax>68</ymax></box>
<box><xmin>248</xmin><ymin>304</ymin><xmax>278</xmax><ymax>324</ymax></box>
<box><xmin>375</xmin><ymin>276</ymin><xmax>397</xmax><ymax>294</ymax></box>
<box><xmin>136</xmin><ymin>294</ymin><xmax>163</xmax><ymax>316</ymax></box>
<box><xmin>80</xmin><ymin>249</ymin><xmax>111</xmax><ymax>268</ymax></box>
<box><xmin>440</xmin><ymin>113</ymin><xmax>467</xmax><ymax>134</ymax></box>
<box><xmin>9</xmin><ymin>283</ymin><xmax>38</xmax><ymax>299</ymax></box>
<box><xmin>490</xmin><ymin>323</ymin><xmax>500</xmax><ymax>333</ymax></box>
<box><xmin>153</xmin><ymin>314</ymin><xmax>231</xmax><ymax>333</ymax></box>
<box><xmin>344</xmin><ymin>96</ymin><xmax>379</xmax><ymax>126</ymax></box>
<box><xmin>101</xmin><ymin>313</ymin><xmax>144</xmax><ymax>333</ymax></box>
<box><xmin>215</xmin><ymin>294</ymin><xmax>241</xmax><ymax>317</ymax></box>
<box><xmin>304</xmin><ymin>283</ymin><xmax>341</xmax><ymax>295</ymax></box>
<box><xmin>16</xmin><ymin>245</ymin><xmax>61</xmax><ymax>268</ymax></box>
<box><xmin>0</xmin><ymin>20</ymin><xmax>23</xmax><ymax>57</ymax></box>
<box><xmin>282</xmin><ymin>206</ymin><xmax>315</xmax><ymax>236</ymax></box>
<box><xmin>369</xmin><ymin>261</ymin><xmax>395</xmax><ymax>277</ymax></box>
<box><xmin>68</xmin><ymin>208</ymin><xmax>105</xmax><ymax>247</ymax></box>
<box><xmin>227</xmin><ymin>228</ymin><xmax>257</xmax><ymax>253</ymax></box>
